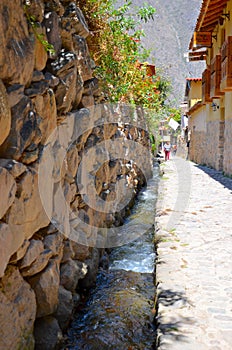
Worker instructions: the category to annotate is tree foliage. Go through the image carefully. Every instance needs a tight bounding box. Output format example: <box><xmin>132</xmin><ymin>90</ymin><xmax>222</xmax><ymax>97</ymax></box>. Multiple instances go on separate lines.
<box><xmin>77</xmin><ymin>0</ymin><xmax>171</xmax><ymax>111</ymax></box>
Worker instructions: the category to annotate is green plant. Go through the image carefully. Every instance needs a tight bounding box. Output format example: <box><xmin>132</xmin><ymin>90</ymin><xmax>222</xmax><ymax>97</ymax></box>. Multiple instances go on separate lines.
<box><xmin>168</xmin><ymin>107</ymin><xmax>181</xmax><ymax>123</ymax></box>
<box><xmin>181</xmin><ymin>243</ymin><xmax>189</xmax><ymax>247</ymax></box>
<box><xmin>24</xmin><ymin>3</ymin><xmax>55</xmax><ymax>55</ymax></box>
<box><xmin>78</xmin><ymin>0</ymin><xmax>170</xmax><ymax>112</ymax></box>
<box><xmin>169</xmin><ymin>228</ymin><xmax>176</xmax><ymax>235</ymax></box>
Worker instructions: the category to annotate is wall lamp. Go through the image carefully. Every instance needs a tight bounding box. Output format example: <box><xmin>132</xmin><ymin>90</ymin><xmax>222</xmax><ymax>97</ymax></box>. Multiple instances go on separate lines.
<box><xmin>211</xmin><ymin>102</ymin><xmax>219</xmax><ymax>112</ymax></box>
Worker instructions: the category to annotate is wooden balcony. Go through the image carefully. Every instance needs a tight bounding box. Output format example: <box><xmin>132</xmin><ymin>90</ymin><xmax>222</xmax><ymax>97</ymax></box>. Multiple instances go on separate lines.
<box><xmin>202</xmin><ymin>68</ymin><xmax>211</xmax><ymax>103</ymax></box>
<box><xmin>210</xmin><ymin>55</ymin><xmax>224</xmax><ymax>98</ymax></box>
<box><xmin>221</xmin><ymin>36</ymin><xmax>232</xmax><ymax>91</ymax></box>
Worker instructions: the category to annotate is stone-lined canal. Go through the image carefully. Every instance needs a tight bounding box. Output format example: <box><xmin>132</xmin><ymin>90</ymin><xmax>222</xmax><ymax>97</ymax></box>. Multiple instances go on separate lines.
<box><xmin>63</xmin><ymin>166</ymin><xmax>159</xmax><ymax>349</ymax></box>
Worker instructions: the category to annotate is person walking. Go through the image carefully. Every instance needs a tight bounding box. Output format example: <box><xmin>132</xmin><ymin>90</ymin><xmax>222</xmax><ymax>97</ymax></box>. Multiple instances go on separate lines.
<box><xmin>172</xmin><ymin>144</ymin><xmax>177</xmax><ymax>157</ymax></box>
<box><xmin>186</xmin><ymin>139</ymin><xmax>190</xmax><ymax>160</ymax></box>
<box><xmin>163</xmin><ymin>141</ymin><xmax>171</xmax><ymax>161</ymax></box>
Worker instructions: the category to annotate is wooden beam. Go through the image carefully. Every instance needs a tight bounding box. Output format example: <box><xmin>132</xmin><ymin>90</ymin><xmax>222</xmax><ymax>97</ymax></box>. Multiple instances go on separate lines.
<box><xmin>189</xmin><ymin>56</ymin><xmax>207</xmax><ymax>62</ymax></box>
<box><xmin>208</xmin><ymin>0</ymin><xmax>227</xmax><ymax>6</ymax></box>
<box><xmin>189</xmin><ymin>0</ymin><xmax>229</xmax><ymax>49</ymax></box>
<box><xmin>201</xmin><ymin>4</ymin><xmax>228</xmax><ymax>28</ymax></box>
<box><xmin>205</xmin><ymin>8</ymin><xmax>226</xmax><ymax>20</ymax></box>
<box><xmin>197</xmin><ymin>0</ymin><xmax>211</xmax><ymax>31</ymax></box>
<box><xmin>188</xmin><ymin>50</ymin><xmax>207</xmax><ymax>56</ymax></box>
<box><xmin>196</xmin><ymin>0</ymin><xmax>228</xmax><ymax>31</ymax></box>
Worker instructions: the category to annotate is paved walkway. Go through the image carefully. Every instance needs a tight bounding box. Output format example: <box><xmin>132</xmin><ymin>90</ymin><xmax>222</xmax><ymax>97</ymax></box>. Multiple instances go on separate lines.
<box><xmin>155</xmin><ymin>157</ymin><xmax>232</xmax><ymax>350</ymax></box>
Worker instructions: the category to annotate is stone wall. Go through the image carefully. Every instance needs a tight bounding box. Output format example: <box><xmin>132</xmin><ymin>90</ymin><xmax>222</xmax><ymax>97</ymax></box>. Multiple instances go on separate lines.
<box><xmin>189</xmin><ymin>116</ymin><xmax>222</xmax><ymax>170</ymax></box>
<box><xmin>188</xmin><ymin>105</ymin><xmax>207</xmax><ymax>165</ymax></box>
<box><xmin>188</xmin><ymin>102</ymin><xmax>232</xmax><ymax>174</ymax></box>
<box><xmin>0</xmin><ymin>1</ymin><xmax>152</xmax><ymax>349</ymax></box>
<box><xmin>189</xmin><ymin>130</ymin><xmax>207</xmax><ymax>164</ymax></box>
<box><xmin>223</xmin><ymin>119</ymin><xmax>232</xmax><ymax>175</ymax></box>
<box><xmin>206</xmin><ymin>121</ymin><xmax>222</xmax><ymax>170</ymax></box>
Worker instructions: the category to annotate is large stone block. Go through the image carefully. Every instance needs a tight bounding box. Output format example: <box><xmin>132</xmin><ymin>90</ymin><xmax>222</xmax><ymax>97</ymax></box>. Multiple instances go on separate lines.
<box><xmin>9</xmin><ymin>239</ymin><xmax>30</xmax><ymax>264</ymax></box>
<box><xmin>7</xmin><ymin>168</ymin><xmax>52</xmax><ymax>253</ymax></box>
<box><xmin>44</xmin><ymin>0</ymin><xmax>64</xmax><ymax>15</ymax></box>
<box><xmin>73</xmin><ymin>35</ymin><xmax>93</xmax><ymax>82</ymax></box>
<box><xmin>0</xmin><ymin>159</ymin><xmax>27</xmax><ymax>179</ymax></box>
<box><xmin>43</xmin><ymin>232</ymin><xmax>64</xmax><ymax>261</ymax></box>
<box><xmin>0</xmin><ymin>266</ymin><xmax>36</xmax><ymax>350</ymax></box>
<box><xmin>54</xmin><ymin>285</ymin><xmax>73</xmax><ymax>330</ymax></box>
<box><xmin>71</xmin><ymin>108</ymin><xmax>93</xmax><ymax>144</ymax></box>
<box><xmin>49</xmin><ymin>51</ymin><xmax>77</xmax><ymax>114</ymax></box>
<box><xmin>60</xmin><ymin>16</ymin><xmax>74</xmax><ymax>51</ymax></box>
<box><xmin>21</xmin><ymin>249</ymin><xmax>53</xmax><ymax>278</ymax></box>
<box><xmin>34</xmin><ymin>316</ymin><xmax>62</xmax><ymax>350</ymax></box>
<box><xmin>0</xmin><ymin>223</ymin><xmax>14</xmax><ymax>278</ymax></box>
<box><xmin>42</xmin><ymin>11</ymin><xmax>62</xmax><ymax>58</ymax></box>
<box><xmin>32</xmin><ymin>88</ymin><xmax>57</xmax><ymax>145</ymax></box>
<box><xmin>26</xmin><ymin>0</ymin><xmax>45</xmax><ymax>22</ymax></box>
<box><xmin>206</xmin><ymin>121</ymin><xmax>221</xmax><ymax>170</ymax></box>
<box><xmin>73</xmin><ymin>72</ymin><xmax>84</xmax><ymax>108</ymax></box>
<box><xmin>20</xmin><ymin>239</ymin><xmax>44</xmax><ymax>270</ymax></box>
<box><xmin>61</xmin><ymin>240</ymin><xmax>75</xmax><ymax>263</ymax></box>
<box><xmin>0</xmin><ymin>80</ymin><xmax>11</xmax><ymax>146</ymax></box>
<box><xmin>79</xmin><ymin>91</ymin><xmax>95</xmax><ymax>108</ymax></box>
<box><xmin>66</xmin><ymin>145</ymin><xmax>80</xmax><ymax>178</ymax></box>
<box><xmin>28</xmin><ymin>260</ymin><xmax>60</xmax><ymax>318</ymax></box>
<box><xmin>223</xmin><ymin>120</ymin><xmax>232</xmax><ymax>175</ymax></box>
<box><xmin>63</xmin><ymin>4</ymin><xmax>90</xmax><ymax>39</ymax></box>
<box><xmin>6</xmin><ymin>83</ymin><xmax>25</xmax><ymax>109</ymax></box>
<box><xmin>60</xmin><ymin>259</ymin><xmax>87</xmax><ymax>292</ymax></box>
<box><xmin>34</xmin><ymin>24</ymin><xmax>48</xmax><ymax>71</ymax></box>
<box><xmin>0</xmin><ymin>0</ymin><xmax>35</xmax><ymax>85</ymax></box>
<box><xmin>0</xmin><ymin>95</ymin><xmax>42</xmax><ymax>163</ymax></box>
<box><xmin>78</xmin><ymin>248</ymin><xmax>100</xmax><ymax>290</ymax></box>
<box><xmin>70</xmin><ymin>241</ymin><xmax>90</xmax><ymax>261</ymax></box>
<box><xmin>0</xmin><ymin>166</ymin><xmax>16</xmax><ymax>219</ymax></box>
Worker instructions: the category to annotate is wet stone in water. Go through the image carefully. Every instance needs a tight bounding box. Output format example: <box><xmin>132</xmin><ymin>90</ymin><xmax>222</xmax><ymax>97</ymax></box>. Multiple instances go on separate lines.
<box><xmin>64</xmin><ymin>270</ymin><xmax>156</xmax><ymax>350</ymax></box>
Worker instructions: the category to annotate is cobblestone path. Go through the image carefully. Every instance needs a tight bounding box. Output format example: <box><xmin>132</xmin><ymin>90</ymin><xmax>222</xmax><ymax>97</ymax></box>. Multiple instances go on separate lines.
<box><xmin>155</xmin><ymin>157</ymin><xmax>232</xmax><ymax>350</ymax></box>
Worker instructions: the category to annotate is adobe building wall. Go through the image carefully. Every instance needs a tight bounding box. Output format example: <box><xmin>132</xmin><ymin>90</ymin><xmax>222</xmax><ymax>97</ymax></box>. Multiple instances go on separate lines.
<box><xmin>223</xmin><ymin>92</ymin><xmax>232</xmax><ymax>175</ymax></box>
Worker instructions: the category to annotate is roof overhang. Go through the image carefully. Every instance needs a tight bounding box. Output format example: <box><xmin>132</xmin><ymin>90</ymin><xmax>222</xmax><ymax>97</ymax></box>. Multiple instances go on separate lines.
<box><xmin>184</xmin><ymin>77</ymin><xmax>202</xmax><ymax>99</ymax></box>
<box><xmin>186</xmin><ymin>49</ymin><xmax>208</xmax><ymax>61</ymax></box>
<box><xmin>186</xmin><ymin>77</ymin><xmax>202</xmax><ymax>82</ymax></box>
<box><xmin>189</xmin><ymin>0</ymin><xmax>229</xmax><ymax>50</ymax></box>
<box><xmin>188</xmin><ymin>101</ymin><xmax>204</xmax><ymax>115</ymax></box>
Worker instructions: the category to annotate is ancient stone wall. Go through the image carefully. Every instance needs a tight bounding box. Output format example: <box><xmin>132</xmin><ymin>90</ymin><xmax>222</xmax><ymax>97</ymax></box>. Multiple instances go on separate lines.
<box><xmin>188</xmin><ymin>105</ymin><xmax>207</xmax><ymax>165</ymax></box>
<box><xmin>189</xmin><ymin>130</ymin><xmax>207</xmax><ymax>165</ymax></box>
<box><xmin>223</xmin><ymin>120</ymin><xmax>232</xmax><ymax>175</ymax></box>
<box><xmin>206</xmin><ymin>121</ymin><xmax>221</xmax><ymax>170</ymax></box>
<box><xmin>189</xmin><ymin>114</ymin><xmax>220</xmax><ymax>169</ymax></box>
<box><xmin>0</xmin><ymin>1</ymin><xmax>152</xmax><ymax>349</ymax></box>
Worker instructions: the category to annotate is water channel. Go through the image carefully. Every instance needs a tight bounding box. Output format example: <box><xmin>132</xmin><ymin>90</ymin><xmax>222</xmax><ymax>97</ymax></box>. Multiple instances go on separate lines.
<box><xmin>64</xmin><ymin>166</ymin><xmax>160</xmax><ymax>350</ymax></box>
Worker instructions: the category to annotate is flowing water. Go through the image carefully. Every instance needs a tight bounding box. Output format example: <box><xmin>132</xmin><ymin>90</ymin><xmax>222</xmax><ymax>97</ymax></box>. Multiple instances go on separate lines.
<box><xmin>64</xmin><ymin>166</ymin><xmax>160</xmax><ymax>350</ymax></box>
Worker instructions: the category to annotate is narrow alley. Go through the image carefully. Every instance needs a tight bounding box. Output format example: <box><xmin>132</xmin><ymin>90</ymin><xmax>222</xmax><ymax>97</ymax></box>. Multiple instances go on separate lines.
<box><xmin>156</xmin><ymin>157</ymin><xmax>232</xmax><ymax>350</ymax></box>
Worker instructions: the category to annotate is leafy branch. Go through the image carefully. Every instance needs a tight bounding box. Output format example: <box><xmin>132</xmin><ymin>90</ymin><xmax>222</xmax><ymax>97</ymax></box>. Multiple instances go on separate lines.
<box><xmin>24</xmin><ymin>4</ymin><xmax>55</xmax><ymax>55</ymax></box>
<box><xmin>77</xmin><ymin>0</ymin><xmax>170</xmax><ymax>111</ymax></box>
